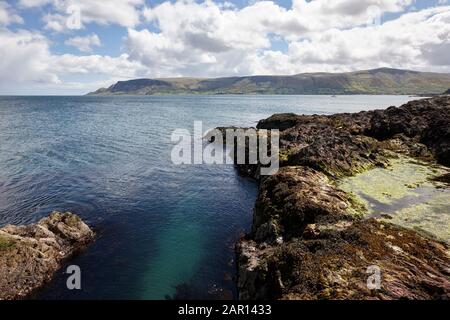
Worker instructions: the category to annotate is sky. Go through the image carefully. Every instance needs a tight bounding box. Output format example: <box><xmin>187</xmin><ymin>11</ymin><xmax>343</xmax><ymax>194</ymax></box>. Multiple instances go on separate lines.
<box><xmin>0</xmin><ymin>0</ymin><xmax>449</xmax><ymax>95</ymax></box>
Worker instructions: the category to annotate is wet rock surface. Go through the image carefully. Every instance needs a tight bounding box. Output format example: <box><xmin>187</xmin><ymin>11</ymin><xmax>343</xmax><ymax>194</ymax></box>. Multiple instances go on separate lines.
<box><xmin>0</xmin><ymin>212</ymin><xmax>94</xmax><ymax>300</ymax></box>
<box><xmin>259</xmin><ymin>96</ymin><xmax>450</xmax><ymax>174</ymax></box>
<box><xmin>230</xmin><ymin>96</ymin><xmax>450</xmax><ymax>300</ymax></box>
<box><xmin>237</xmin><ymin>219</ymin><xmax>450</xmax><ymax>300</ymax></box>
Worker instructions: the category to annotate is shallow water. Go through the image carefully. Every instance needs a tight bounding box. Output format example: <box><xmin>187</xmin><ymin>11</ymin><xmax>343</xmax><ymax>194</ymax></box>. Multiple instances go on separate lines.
<box><xmin>0</xmin><ymin>95</ymin><xmax>417</xmax><ymax>299</ymax></box>
<box><xmin>339</xmin><ymin>157</ymin><xmax>450</xmax><ymax>243</ymax></box>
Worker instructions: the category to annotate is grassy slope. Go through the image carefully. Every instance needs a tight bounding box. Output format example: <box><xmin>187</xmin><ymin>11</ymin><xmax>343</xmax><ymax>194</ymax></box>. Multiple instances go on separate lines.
<box><xmin>88</xmin><ymin>68</ymin><xmax>450</xmax><ymax>95</ymax></box>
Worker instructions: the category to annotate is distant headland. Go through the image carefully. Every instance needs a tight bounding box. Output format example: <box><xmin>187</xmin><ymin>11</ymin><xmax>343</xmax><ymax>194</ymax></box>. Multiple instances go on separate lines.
<box><xmin>88</xmin><ymin>68</ymin><xmax>450</xmax><ymax>96</ymax></box>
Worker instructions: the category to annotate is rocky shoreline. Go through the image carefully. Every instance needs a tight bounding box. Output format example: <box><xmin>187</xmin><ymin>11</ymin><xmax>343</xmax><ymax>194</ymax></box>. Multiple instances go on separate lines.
<box><xmin>227</xmin><ymin>96</ymin><xmax>450</xmax><ymax>300</ymax></box>
<box><xmin>0</xmin><ymin>212</ymin><xmax>94</xmax><ymax>300</ymax></box>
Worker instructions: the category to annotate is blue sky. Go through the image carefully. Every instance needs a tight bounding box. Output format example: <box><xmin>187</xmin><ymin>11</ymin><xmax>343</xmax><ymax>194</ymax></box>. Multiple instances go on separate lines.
<box><xmin>1</xmin><ymin>0</ymin><xmax>449</xmax><ymax>94</ymax></box>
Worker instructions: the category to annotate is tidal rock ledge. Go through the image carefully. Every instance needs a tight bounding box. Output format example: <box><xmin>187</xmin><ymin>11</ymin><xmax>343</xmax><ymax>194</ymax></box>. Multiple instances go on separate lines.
<box><xmin>227</xmin><ymin>96</ymin><xmax>450</xmax><ymax>300</ymax></box>
<box><xmin>0</xmin><ymin>212</ymin><xmax>94</xmax><ymax>300</ymax></box>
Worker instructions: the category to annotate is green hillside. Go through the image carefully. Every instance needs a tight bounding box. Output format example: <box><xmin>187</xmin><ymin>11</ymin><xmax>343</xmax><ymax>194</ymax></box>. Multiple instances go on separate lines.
<box><xmin>88</xmin><ymin>68</ymin><xmax>450</xmax><ymax>96</ymax></box>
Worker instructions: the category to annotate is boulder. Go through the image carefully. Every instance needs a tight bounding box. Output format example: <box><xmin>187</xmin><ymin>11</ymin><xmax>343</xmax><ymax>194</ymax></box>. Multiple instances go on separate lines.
<box><xmin>0</xmin><ymin>212</ymin><xmax>94</xmax><ymax>300</ymax></box>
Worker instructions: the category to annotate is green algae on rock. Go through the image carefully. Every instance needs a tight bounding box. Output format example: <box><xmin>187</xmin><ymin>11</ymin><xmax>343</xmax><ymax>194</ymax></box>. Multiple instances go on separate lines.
<box><xmin>0</xmin><ymin>235</ymin><xmax>15</xmax><ymax>251</ymax></box>
<box><xmin>339</xmin><ymin>157</ymin><xmax>448</xmax><ymax>204</ymax></box>
<box><xmin>385</xmin><ymin>193</ymin><xmax>450</xmax><ymax>244</ymax></box>
<box><xmin>338</xmin><ymin>157</ymin><xmax>450</xmax><ymax>243</ymax></box>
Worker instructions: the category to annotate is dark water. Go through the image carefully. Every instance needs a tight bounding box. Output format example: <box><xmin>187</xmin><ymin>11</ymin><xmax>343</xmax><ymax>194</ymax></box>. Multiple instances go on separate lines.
<box><xmin>0</xmin><ymin>95</ymin><xmax>416</xmax><ymax>299</ymax></box>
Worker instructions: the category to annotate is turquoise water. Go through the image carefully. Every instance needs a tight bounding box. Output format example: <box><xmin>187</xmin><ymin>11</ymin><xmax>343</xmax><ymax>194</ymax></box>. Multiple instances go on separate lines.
<box><xmin>0</xmin><ymin>95</ymin><xmax>417</xmax><ymax>299</ymax></box>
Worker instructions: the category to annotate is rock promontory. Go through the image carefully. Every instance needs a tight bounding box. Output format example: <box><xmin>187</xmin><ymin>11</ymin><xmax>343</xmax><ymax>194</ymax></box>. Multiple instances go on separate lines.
<box><xmin>226</xmin><ymin>96</ymin><xmax>450</xmax><ymax>300</ymax></box>
<box><xmin>0</xmin><ymin>212</ymin><xmax>94</xmax><ymax>300</ymax></box>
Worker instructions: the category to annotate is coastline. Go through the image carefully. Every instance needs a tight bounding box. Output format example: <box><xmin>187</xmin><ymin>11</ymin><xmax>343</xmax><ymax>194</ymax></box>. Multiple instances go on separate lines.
<box><xmin>0</xmin><ymin>95</ymin><xmax>449</xmax><ymax>300</ymax></box>
<box><xmin>225</xmin><ymin>96</ymin><xmax>450</xmax><ymax>299</ymax></box>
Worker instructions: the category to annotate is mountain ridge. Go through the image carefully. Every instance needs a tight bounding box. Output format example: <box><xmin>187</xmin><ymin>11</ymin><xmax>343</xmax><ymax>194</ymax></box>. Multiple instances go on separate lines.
<box><xmin>88</xmin><ymin>68</ymin><xmax>450</xmax><ymax>96</ymax></box>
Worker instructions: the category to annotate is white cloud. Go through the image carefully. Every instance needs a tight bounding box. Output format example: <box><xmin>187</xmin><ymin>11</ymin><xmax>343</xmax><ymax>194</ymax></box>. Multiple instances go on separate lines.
<box><xmin>42</xmin><ymin>12</ymin><xmax>74</xmax><ymax>33</ymax></box>
<box><xmin>291</xmin><ymin>0</ymin><xmax>413</xmax><ymax>30</ymax></box>
<box><xmin>0</xmin><ymin>29</ymin><xmax>58</xmax><ymax>85</ymax></box>
<box><xmin>21</xmin><ymin>0</ymin><xmax>144</xmax><ymax>31</ymax></box>
<box><xmin>141</xmin><ymin>0</ymin><xmax>414</xmax><ymax>47</ymax></box>
<box><xmin>53</xmin><ymin>53</ymin><xmax>145</xmax><ymax>78</ymax></box>
<box><xmin>286</xmin><ymin>6</ymin><xmax>450</xmax><ymax>72</ymax></box>
<box><xmin>125</xmin><ymin>1</ymin><xmax>450</xmax><ymax>77</ymax></box>
<box><xmin>0</xmin><ymin>29</ymin><xmax>147</xmax><ymax>93</ymax></box>
<box><xmin>255</xmin><ymin>6</ymin><xmax>450</xmax><ymax>74</ymax></box>
<box><xmin>65</xmin><ymin>33</ymin><xmax>102</xmax><ymax>52</ymax></box>
<box><xmin>0</xmin><ymin>2</ymin><xmax>24</xmax><ymax>26</ymax></box>
<box><xmin>2</xmin><ymin>0</ymin><xmax>450</xmax><ymax>94</ymax></box>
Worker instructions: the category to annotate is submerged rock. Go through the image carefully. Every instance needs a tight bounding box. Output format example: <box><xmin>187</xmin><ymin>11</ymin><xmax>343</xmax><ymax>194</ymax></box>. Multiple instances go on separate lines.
<box><xmin>231</xmin><ymin>96</ymin><xmax>450</xmax><ymax>300</ymax></box>
<box><xmin>0</xmin><ymin>212</ymin><xmax>94</xmax><ymax>300</ymax></box>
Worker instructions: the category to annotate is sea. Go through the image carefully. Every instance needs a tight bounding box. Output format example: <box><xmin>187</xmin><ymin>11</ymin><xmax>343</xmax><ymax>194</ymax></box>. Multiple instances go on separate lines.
<box><xmin>0</xmin><ymin>95</ymin><xmax>417</xmax><ymax>299</ymax></box>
